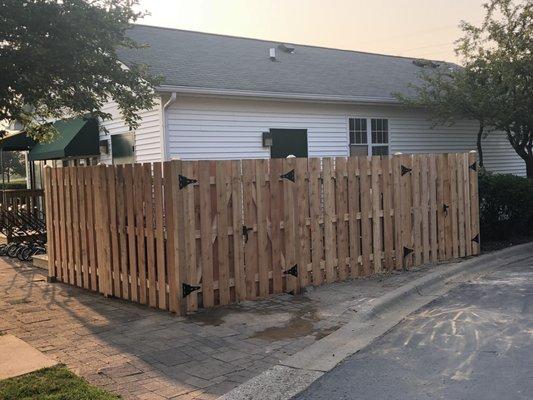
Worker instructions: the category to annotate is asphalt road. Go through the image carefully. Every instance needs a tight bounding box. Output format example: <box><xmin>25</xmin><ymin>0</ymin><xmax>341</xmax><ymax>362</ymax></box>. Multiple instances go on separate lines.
<box><xmin>294</xmin><ymin>256</ymin><xmax>533</xmax><ymax>400</ymax></box>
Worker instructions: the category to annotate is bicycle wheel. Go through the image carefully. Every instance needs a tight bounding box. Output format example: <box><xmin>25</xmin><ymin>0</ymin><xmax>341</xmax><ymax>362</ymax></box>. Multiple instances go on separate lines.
<box><xmin>20</xmin><ymin>247</ymin><xmax>33</xmax><ymax>262</ymax></box>
<box><xmin>0</xmin><ymin>244</ymin><xmax>7</xmax><ymax>256</ymax></box>
<box><xmin>7</xmin><ymin>244</ymin><xmax>21</xmax><ymax>258</ymax></box>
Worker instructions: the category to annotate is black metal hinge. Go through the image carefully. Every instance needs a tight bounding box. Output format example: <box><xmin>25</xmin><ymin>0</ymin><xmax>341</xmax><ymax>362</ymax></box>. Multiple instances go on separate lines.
<box><xmin>472</xmin><ymin>234</ymin><xmax>480</xmax><ymax>244</ymax></box>
<box><xmin>403</xmin><ymin>246</ymin><xmax>414</xmax><ymax>258</ymax></box>
<box><xmin>469</xmin><ymin>161</ymin><xmax>477</xmax><ymax>171</ymax></box>
<box><xmin>280</xmin><ymin>169</ymin><xmax>295</xmax><ymax>182</ymax></box>
<box><xmin>242</xmin><ymin>225</ymin><xmax>253</xmax><ymax>243</ymax></box>
<box><xmin>182</xmin><ymin>283</ymin><xmax>201</xmax><ymax>298</ymax></box>
<box><xmin>179</xmin><ymin>175</ymin><xmax>197</xmax><ymax>189</ymax></box>
<box><xmin>443</xmin><ymin>203</ymin><xmax>449</xmax><ymax>215</ymax></box>
<box><xmin>283</xmin><ymin>264</ymin><xmax>298</xmax><ymax>277</ymax></box>
<box><xmin>401</xmin><ymin>165</ymin><xmax>412</xmax><ymax>176</ymax></box>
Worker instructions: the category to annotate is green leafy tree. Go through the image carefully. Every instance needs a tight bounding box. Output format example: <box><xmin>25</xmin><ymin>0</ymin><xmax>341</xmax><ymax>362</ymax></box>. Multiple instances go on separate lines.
<box><xmin>1</xmin><ymin>152</ymin><xmax>26</xmax><ymax>182</ymax></box>
<box><xmin>0</xmin><ymin>0</ymin><xmax>162</xmax><ymax>141</ymax></box>
<box><xmin>457</xmin><ymin>0</ymin><xmax>533</xmax><ymax>178</ymax></box>
<box><xmin>396</xmin><ymin>65</ymin><xmax>494</xmax><ymax>168</ymax></box>
<box><xmin>398</xmin><ymin>0</ymin><xmax>533</xmax><ymax>177</ymax></box>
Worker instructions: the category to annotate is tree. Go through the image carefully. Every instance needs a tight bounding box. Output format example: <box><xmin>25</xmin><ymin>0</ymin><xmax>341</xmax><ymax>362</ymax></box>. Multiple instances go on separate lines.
<box><xmin>1</xmin><ymin>152</ymin><xmax>26</xmax><ymax>182</ymax></box>
<box><xmin>396</xmin><ymin>65</ymin><xmax>495</xmax><ymax>168</ymax></box>
<box><xmin>398</xmin><ymin>0</ymin><xmax>533</xmax><ymax>177</ymax></box>
<box><xmin>457</xmin><ymin>0</ymin><xmax>533</xmax><ymax>178</ymax></box>
<box><xmin>0</xmin><ymin>0</ymin><xmax>162</xmax><ymax>141</ymax></box>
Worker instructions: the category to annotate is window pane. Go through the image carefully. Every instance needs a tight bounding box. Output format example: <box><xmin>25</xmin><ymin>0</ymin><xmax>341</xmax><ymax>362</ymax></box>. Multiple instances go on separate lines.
<box><xmin>350</xmin><ymin>145</ymin><xmax>368</xmax><ymax>156</ymax></box>
<box><xmin>349</xmin><ymin>118</ymin><xmax>367</xmax><ymax>144</ymax></box>
<box><xmin>372</xmin><ymin>146</ymin><xmax>389</xmax><ymax>156</ymax></box>
<box><xmin>371</xmin><ymin>118</ymin><xmax>389</xmax><ymax>144</ymax></box>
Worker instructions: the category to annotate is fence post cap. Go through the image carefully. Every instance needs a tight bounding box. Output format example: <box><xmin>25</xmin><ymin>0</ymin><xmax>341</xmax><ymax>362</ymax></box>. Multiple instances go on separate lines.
<box><xmin>469</xmin><ymin>150</ymin><xmax>478</xmax><ymax>153</ymax></box>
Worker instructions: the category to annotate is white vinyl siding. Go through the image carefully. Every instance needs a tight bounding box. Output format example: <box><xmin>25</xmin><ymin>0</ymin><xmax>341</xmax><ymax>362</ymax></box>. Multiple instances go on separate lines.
<box><xmin>166</xmin><ymin>97</ymin><xmax>347</xmax><ymax>160</ymax></box>
<box><xmin>99</xmin><ymin>97</ymin><xmax>163</xmax><ymax>164</ymax></box>
<box><xmin>389</xmin><ymin>116</ymin><xmax>525</xmax><ymax>176</ymax></box>
<box><xmin>162</xmin><ymin>95</ymin><xmax>524</xmax><ymax>176</ymax></box>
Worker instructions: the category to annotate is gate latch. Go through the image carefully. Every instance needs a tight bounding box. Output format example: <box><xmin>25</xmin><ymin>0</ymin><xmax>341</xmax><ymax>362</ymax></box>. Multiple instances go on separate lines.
<box><xmin>242</xmin><ymin>225</ymin><xmax>253</xmax><ymax>243</ymax></box>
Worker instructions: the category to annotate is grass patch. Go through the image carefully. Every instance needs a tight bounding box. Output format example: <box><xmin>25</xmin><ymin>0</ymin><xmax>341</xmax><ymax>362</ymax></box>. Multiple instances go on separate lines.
<box><xmin>0</xmin><ymin>365</ymin><xmax>120</xmax><ymax>400</ymax></box>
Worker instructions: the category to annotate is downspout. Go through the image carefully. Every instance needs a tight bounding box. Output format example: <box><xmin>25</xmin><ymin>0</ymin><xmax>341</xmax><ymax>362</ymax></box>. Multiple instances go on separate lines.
<box><xmin>161</xmin><ymin>92</ymin><xmax>177</xmax><ymax>161</ymax></box>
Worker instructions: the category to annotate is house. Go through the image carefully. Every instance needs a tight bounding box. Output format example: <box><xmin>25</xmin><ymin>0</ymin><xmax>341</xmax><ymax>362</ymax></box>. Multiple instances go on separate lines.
<box><xmin>3</xmin><ymin>24</ymin><xmax>525</xmax><ymax>179</ymax></box>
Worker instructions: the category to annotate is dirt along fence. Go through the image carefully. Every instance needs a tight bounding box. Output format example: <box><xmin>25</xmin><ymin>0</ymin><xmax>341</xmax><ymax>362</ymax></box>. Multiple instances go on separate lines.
<box><xmin>43</xmin><ymin>152</ymin><xmax>480</xmax><ymax>315</ymax></box>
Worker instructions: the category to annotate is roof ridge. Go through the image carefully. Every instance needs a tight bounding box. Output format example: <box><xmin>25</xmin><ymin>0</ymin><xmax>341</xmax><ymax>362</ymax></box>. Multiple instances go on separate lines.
<box><xmin>131</xmin><ymin>23</ymin><xmax>445</xmax><ymax>63</ymax></box>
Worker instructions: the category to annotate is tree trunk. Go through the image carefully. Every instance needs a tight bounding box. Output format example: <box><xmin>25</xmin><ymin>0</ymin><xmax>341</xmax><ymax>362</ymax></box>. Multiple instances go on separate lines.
<box><xmin>477</xmin><ymin>122</ymin><xmax>484</xmax><ymax>167</ymax></box>
<box><xmin>526</xmin><ymin>156</ymin><xmax>533</xmax><ymax>179</ymax></box>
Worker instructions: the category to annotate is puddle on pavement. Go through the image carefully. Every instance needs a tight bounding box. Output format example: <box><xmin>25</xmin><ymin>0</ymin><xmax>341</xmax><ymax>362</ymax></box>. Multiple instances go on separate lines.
<box><xmin>251</xmin><ymin>306</ymin><xmax>318</xmax><ymax>340</ymax></box>
<box><xmin>187</xmin><ymin>296</ymin><xmax>342</xmax><ymax>341</ymax></box>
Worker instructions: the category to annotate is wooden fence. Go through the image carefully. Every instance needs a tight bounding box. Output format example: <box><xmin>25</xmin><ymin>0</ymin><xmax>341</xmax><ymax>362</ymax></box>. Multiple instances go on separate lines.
<box><xmin>43</xmin><ymin>153</ymin><xmax>480</xmax><ymax>315</ymax></box>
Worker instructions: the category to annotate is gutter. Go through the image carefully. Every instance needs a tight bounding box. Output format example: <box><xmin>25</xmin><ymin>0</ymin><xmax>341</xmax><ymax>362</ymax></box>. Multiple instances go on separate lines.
<box><xmin>156</xmin><ymin>85</ymin><xmax>401</xmax><ymax>106</ymax></box>
<box><xmin>161</xmin><ymin>92</ymin><xmax>177</xmax><ymax>161</ymax></box>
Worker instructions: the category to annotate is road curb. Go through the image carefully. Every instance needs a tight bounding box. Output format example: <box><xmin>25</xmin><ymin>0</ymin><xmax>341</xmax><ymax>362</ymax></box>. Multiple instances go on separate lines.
<box><xmin>359</xmin><ymin>241</ymin><xmax>533</xmax><ymax>321</ymax></box>
<box><xmin>220</xmin><ymin>242</ymin><xmax>533</xmax><ymax>400</ymax></box>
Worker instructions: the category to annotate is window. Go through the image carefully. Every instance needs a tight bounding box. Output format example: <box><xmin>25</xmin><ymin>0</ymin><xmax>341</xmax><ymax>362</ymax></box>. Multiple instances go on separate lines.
<box><xmin>349</xmin><ymin>117</ymin><xmax>390</xmax><ymax>156</ymax></box>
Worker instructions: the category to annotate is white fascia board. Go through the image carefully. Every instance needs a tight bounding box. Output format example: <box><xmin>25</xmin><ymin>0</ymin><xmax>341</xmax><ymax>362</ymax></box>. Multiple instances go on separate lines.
<box><xmin>156</xmin><ymin>85</ymin><xmax>401</xmax><ymax>106</ymax></box>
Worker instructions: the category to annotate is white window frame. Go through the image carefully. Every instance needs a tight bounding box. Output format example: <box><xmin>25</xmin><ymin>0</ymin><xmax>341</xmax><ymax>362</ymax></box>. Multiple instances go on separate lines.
<box><xmin>348</xmin><ymin>117</ymin><xmax>390</xmax><ymax>156</ymax></box>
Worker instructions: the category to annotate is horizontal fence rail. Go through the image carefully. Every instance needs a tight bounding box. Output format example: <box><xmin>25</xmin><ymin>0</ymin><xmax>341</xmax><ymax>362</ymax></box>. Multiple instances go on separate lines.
<box><xmin>43</xmin><ymin>153</ymin><xmax>480</xmax><ymax>315</ymax></box>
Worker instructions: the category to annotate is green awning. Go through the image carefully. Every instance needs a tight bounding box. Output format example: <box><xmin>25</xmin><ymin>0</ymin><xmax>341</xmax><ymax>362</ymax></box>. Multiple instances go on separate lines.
<box><xmin>0</xmin><ymin>131</ymin><xmax>36</xmax><ymax>151</ymax></box>
<box><xmin>29</xmin><ymin>118</ymin><xmax>99</xmax><ymax>161</ymax></box>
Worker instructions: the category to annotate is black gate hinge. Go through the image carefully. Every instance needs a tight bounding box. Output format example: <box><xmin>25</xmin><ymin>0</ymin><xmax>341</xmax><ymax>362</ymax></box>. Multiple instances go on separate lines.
<box><xmin>403</xmin><ymin>246</ymin><xmax>414</xmax><ymax>258</ymax></box>
<box><xmin>280</xmin><ymin>169</ymin><xmax>295</xmax><ymax>182</ymax></box>
<box><xmin>472</xmin><ymin>234</ymin><xmax>480</xmax><ymax>244</ymax></box>
<box><xmin>179</xmin><ymin>175</ymin><xmax>198</xmax><ymax>189</ymax></box>
<box><xmin>182</xmin><ymin>282</ymin><xmax>201</xmax><ymax>298</ymax></box>
<box><xmin>401</xmin><ymin>165</ymin><xmax>412</xmax><ymax>176</ymax></box>
<box><xmin>242</xmin><ymin>225</ymin><xmax>253</xmax><ymax>243</ymax></box>
<box><xmin>283</xmin><ymin>264</ymin><xmax>298</xmax><ymax>277</ymax></box>
<box><xmin>469</xmin><ymin>161</ymin><xmax>477</xmax><ymax>171</ymax></box>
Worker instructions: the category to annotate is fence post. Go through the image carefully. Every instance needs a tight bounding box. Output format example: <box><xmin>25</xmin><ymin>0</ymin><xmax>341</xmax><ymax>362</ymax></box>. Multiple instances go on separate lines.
<box><xmin>43</xmin><ymin>166</ymin><xmax>55</xmax><ymax>280</ymax></box>
<box><xmin>469</xmin><ymin>151</ymin><xmax>480</xmax><ymax>254</ymax></box>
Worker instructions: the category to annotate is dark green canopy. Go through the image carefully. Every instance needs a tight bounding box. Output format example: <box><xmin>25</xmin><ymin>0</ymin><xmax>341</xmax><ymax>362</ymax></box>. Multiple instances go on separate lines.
<box><xmin>28</xmin><ymin>118</ymin><xmax>99</xmax><ymax>161</ymax></box>
<box><xmin>0</xmin><ymin>131</ymin><xmax>36</xmax><ymax>151</ymax></box>
<box><xmin>0</xmin><ymin>118</ymin><xmax>99</xmax><ymax>160</ymax></box>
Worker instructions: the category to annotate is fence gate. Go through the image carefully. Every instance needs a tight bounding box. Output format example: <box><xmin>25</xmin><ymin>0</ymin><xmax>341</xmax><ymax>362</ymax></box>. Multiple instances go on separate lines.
<box><xmin>43</xmin><ymin>153</ymin><xmax>480</xmax><ymax>315</ymax></box>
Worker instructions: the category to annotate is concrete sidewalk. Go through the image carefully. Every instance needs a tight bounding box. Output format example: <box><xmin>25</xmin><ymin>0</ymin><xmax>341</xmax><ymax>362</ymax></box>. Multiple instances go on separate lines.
<box><xmin>2</xmin><ymin>243</ymin><xmax>531</xmax><ymax>399</ymax></box>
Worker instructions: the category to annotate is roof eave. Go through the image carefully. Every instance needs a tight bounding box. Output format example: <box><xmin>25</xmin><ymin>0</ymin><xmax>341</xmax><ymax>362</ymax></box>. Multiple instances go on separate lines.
<box><xmin>156</xmin><ymin>85</ymin><xmax>401</xmax><ymax>106</ymax></box>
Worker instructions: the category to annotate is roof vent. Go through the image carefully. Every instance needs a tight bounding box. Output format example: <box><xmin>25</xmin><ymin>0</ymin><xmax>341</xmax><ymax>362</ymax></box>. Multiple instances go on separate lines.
<box><xmin>278</xmin><ymin>43</ymin><xmax>295</xmax><ymax>53</ymax></box>
<box><xmin>413</xmin><ymin>59</ymin><xmax>440</xmax><ymax>68</ymax></box>
<box><xmin>269</xmin><ymin>48</ymin><xmax>276</xmax><ymax>61</ymax></box>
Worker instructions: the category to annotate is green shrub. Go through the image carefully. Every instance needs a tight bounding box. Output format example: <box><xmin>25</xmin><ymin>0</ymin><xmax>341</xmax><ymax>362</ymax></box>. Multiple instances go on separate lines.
<box><xmin>478</xmin><ymin>171</ymin><xmax>533</xmax><ymax>241</ymax></box>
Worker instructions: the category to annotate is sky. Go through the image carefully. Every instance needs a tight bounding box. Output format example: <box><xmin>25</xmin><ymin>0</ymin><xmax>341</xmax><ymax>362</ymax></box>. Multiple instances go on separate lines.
<box><xmin>136</xmin><ymin>0</ymin><xmax>487</xmax><ymax>63</ymax></box>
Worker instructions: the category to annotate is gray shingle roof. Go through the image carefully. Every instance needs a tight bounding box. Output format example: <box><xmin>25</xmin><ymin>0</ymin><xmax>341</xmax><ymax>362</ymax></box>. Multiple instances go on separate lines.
<box><xmin>119</xmin><ymin>24</ymin><xmax>441</xmax><ymax>102</ymax></box>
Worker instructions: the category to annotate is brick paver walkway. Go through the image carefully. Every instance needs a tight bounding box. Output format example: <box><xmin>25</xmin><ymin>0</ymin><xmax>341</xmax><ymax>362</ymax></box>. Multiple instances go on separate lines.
<box><xmin>0</xmin><ymin>256</ymin><xmax>452</xmax><ymax>399</ymax></box>
<box><xmin>0</xmin><ymin>260</ymin><xmax>344</xmax><ymax>399</ymax></box>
